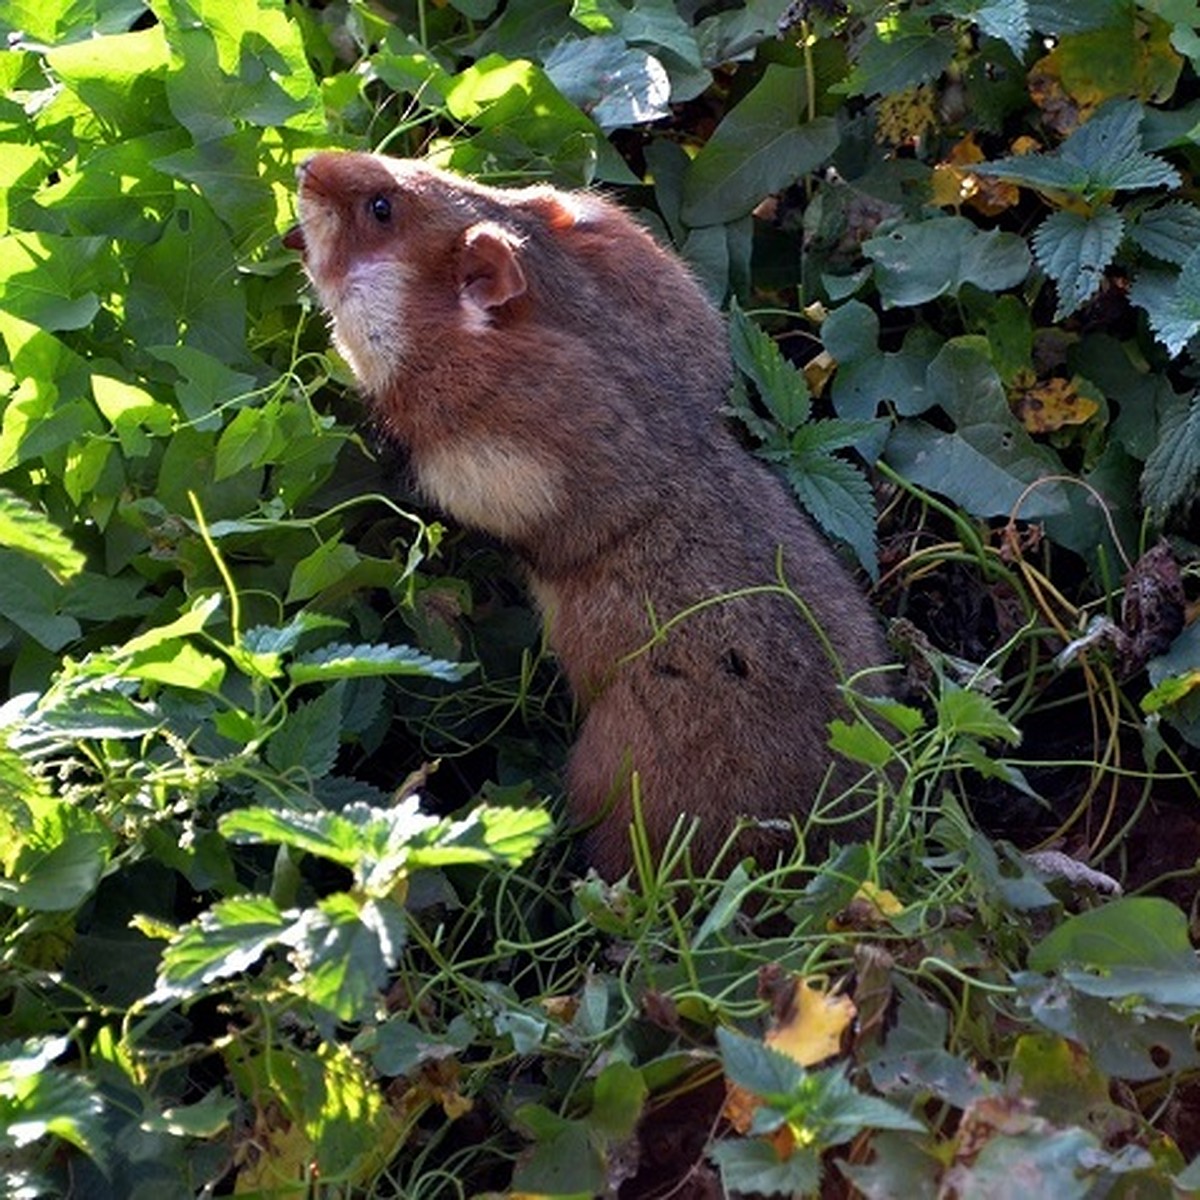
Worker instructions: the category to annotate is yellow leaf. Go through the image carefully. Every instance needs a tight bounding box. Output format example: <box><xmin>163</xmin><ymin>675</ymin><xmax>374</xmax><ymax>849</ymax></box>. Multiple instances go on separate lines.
<box><xmin>766</xmin><ymin>978</ymin><xmax>856</xmax><ymax>1068</ymax></box>
<box><xmin>1010</xmin><ymin>376</ymin><xmax>1100</xmax><ymax>434</ymax></box>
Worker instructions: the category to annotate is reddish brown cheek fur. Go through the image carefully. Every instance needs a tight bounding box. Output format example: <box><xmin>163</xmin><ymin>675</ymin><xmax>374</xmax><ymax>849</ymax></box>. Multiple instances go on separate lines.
<box><xmin>292</xmin><ymin>153</ymin><xmax>890</xmax><ymax>879</ymax></box>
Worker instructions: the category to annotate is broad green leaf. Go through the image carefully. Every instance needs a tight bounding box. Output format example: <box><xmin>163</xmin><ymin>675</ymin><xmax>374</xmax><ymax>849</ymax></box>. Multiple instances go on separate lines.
<box><xmin>122</xmin><ymin>641</ymin><xmax>227</xmax><ymax>693</ymax></box>
<box><xmin>0</xmin><ymin>550</ymin><xmax>81</xmax><ymax>650</ymax></box>
<box><xmin>155</xmin><ymin>895</ymin><xmax>291</xmax><ymax>998</ymax></box>
<box><xmin>543</xmin><ymin>37</ymin><xmax>670</xmax><ymax>131</ymax></box>
<box><xmin>1032</xmin><ymin>204</ymin><xmax>1124</xmax><ymax>319</ymax></box>
<box><xmin>44</xmin><ymin>26</ymin><xmax>171</xmax><ymax>137</ymax></box>
<box><xmin>681</xmin><ymin>65</ymin><xmax>838</xmax><ymax>226</ymax></box>
<box><xmin>3</xmin><ymin>803</ymin><xmax>110</xmax><ymax>912</ymax></box>
<box><xmin>829</xmin><ymin>719</ymin><xmax>893</xmax><ymax>767</ymax></box>
<box><xmin>864</xmin><ymin>217</ymin><xmax>1031</xmax><ymax>307</ymax></box>
<box><xmin>286</xmin><ymin>539</ymin><xmax>362</xmax><ymax>604</ymax></box>
<box><xmin>32</xmin><ymin>685</ymin><xmax>164</xmax><ymax>741</ymax></box>
<box><xmin>141</xmin><ymin>1093</ymin><xmax>236</xmax><ymax>1139</ymax></box>
<box><xmin>0</xmin><ymin>1037</ymin><xmax>106</xmax><ymax>1161</ymax></box>
<box><xmin>0</xmin><ymin>489</ymin><xmax>84</xmax><ymax>580</ymax></box>
<box><xmin>0</xmin><ymin>231</ymin><xmax>105</xmax><ymax>331</ymax></box>
<box><xmin>838</xmin><ymin>12</ymin><xmax>955</xmax><ymax>97</ymax></box>
<box><xmin>948</xmin><ymin>1127</ymin><xmax>1098</xmax><ymax>1199</ymax></box>
<box><xmin>1028</xmin><ymin>897</ymin><xmax>1200</xmax><ymax>1005</ymax></box>
<box><xmin>117</xmin><ymin>594</ymin><xmax>222</xmax><ymax>657</ymax></box>
<box><xmin>371</xmin><ymin>1015</ymin><xmax>476</xmax><ymax>1077</ymax></box>
<box><xmin>288</xmin><ymin>642</ymin><xmax>474</xmax><ymax>685</ymax></box>
<box><xmin>885</xmin><ymin>343</ymin><xmax>1068</xmax><ymax>519</ymax></box>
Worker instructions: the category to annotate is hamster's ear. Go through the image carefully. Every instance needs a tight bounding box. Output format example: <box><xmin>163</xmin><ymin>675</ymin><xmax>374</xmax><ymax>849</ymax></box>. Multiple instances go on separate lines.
<box><xmin>457</xmin><ymin>223</ymin><xmax>527</xmax><ymax>316</ymax></box>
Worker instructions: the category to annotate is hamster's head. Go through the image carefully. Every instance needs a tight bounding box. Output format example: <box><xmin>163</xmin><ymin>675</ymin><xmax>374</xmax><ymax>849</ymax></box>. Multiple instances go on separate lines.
<box><xmin>285</xmin><ymin>151</ymin><xmax>595</xmax><ymax>398</ymax></box>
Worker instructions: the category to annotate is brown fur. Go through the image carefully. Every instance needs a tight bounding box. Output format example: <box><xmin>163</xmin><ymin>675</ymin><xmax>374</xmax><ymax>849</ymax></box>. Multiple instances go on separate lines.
<box><xmin>287</xmin><ymin>152</ymin><xmax>890</xmax><ymax>878</ymax></box>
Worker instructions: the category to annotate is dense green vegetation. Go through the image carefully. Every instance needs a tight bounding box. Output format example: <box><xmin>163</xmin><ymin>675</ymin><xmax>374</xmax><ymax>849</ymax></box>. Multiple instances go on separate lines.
<box><xmin>3</xmin><ymin>0</ymin><xmax>1200</xmax><ymax>1195</ymax></box>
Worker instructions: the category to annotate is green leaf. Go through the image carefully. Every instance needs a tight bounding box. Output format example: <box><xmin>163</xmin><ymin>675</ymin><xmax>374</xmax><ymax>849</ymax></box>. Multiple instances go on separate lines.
<box><xmin>681</xmin><ymin>65</ymin><xmax>839</xmax><ymax>226</ymax></box>
<box><xmin>712</xmin><ymin>1136</ymin><xmax>821</xmax><ymax>1197</ymax></box>
<box><xmin>863</xmin><ymin>217</ymin><xmax>1031</xmax><ymax>308</ymax></box>
<box><xmin>783</xmin><ymin>451</ymin><xmax>879</xmax><ymax>578</ymax></box>
<box><xmin>935</xmin><ymin>683</ymin><xmax>1021</xmax><ymax>744</ymax></box>
<box><xmin>589</xmin><ymin>1061</ymin><xmax>648</xmax><ymax>1139</ymax></box>
<box><xmin>1130</xmin><ymin>200</ymin><xmax>1200</xmax><ymax>265</ymax></box>
<box><xmin>3</xmin><ymin>804</ymin><xmax>110</xmax><ymax>913</ymax></box>
<box><xmin>0</xmin><ymin>231</ymin><xmax>106</xmax><ymax>331</ymax></box>
<box><xmin>839</xmin><ymin>13</ymin><xmax>955</xmax><ymax>97</ymax></box>
<box><xmin>0</xmin><ymin>1036</ymin><xmax>106</xmax><ymax>1162</ymax></box>
<box><xmin>155</xmin><ymin>895</ymin><xmax>291</xmax><ymax>998</ymax></box>
<box><xmin>975</xmin><ymin>100</ymin><xmax>1181</xmax><ymax>199</ymax></box>
<box><xmin>1128</xmin><ymin>249</ymin><xmax>1200</xmax><ymax>355</ymax></box>
<box><xmin>728</xmin><ymin>303</ymin><xmax>811</xmax><ymax>430</ymax></box>
<box><xmin>266</xmin><ymin>685</ymin><xmax>343</xmax><ymax>780</ymax></box>
<box><xmin>829</xmin><ymin>719</ymin><xmax>893</xmax><ymax>767</ymax></box>
<box><xmin>884</xmin><ymin>343</ymin><xmax>1068</xmax><ymax>520</ymax></box>
<box><xmin>285</xmin><ymin>894</ymin><xmax>406</xmax><ymax>1021</ymax></box>
<box><xmin>946</xmin><ymin>0</ymin><xmax>1030</xmax><ymax>58</ymax></box>
<box><xmin>288</xmin><ymin>642</ymin><xmax>474</xmax><ymax>685</ymax></box>
<box><xmin>717</xmin><ymin>1027</ymin><xmax>805</xmax><ymax>1098</ymax></box>
<box><xmin>407</xmin><ymin>804</ymin><xmax>553</xmax><ymax>869</ymax></box>
<box><xmin>286</xmin><ymin>539</ymin><xmax>363</xmax><ymax>604</ymax></box>
<box><xmin>0</xmin><ymin>550</ymin><xmax>81</xmax><ymax>650</ymax></box>
<box><xmin>1027</xmin><ymin>897</ymin><xmax>1200</xmax><ymax>1008</ymax></box>
<box><xmin>1032</xmin><ymin>204</ymin><xmax>1124</xmax><ymax>319</ymax></box>
<box><xmin>946</xmin><ymin>1127</ymin><xmax>1099</xmax><ymax>1199</ymax></box>
<box><xmin>543</xmin><ymin>37</ymin><xmax>670</xmax><ymax>131</ymax></box>
<box><xmin>1141</xmin><ymin>393</ymin><xmax>1200</xmax><ymax>513</ymax></box>
<box><xmin>0</xmin><ymin>489</ymin><xmax>84</xmax><ymax>580</ymax></box>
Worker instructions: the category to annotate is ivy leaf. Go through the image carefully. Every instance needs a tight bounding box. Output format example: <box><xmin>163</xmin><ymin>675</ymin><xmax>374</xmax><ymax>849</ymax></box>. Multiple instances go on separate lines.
<box><xmin>543</xmin><ymin>36</ymin><xmax>670</xmax><ymax>131</ymax></box>
<box><xmin>863</xmin><ymin>217</ymin><xmax>1031</xmax><ymax>307</ymax></box>
<box><xmin>1141</xmin><ymin>393</ymin><xmax>1200</xmax><ymax>514</ymax></box>
<box><xmin>1130</xmin><ymin>200</ymin><xmax>1200</xmax><ymax>265</ymax></box>
<box><xmin>974</xmin><ymin>100</ymin><xmax>1180</xmax><ymax>199</ymax></box>
<box><xmin>1032</xmin><ymin>204</ymin><xmax>1124</xmax><ymax>319</ymax></box>
<box><xmin>1128</xmin><ymin>249</ymin><xmax>1200</xmax><ymax>355</ymax></box>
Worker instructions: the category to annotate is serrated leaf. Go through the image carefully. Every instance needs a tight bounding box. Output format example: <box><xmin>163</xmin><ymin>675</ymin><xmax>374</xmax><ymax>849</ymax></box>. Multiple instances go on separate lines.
<box><xmin>829</xmin><ymin>719</ymin><xmax>893</xmax><ymax>767</ymax></box>
<box><xmin>1032</xmin><ymin>204</ymin><xmax>1124</xmax><ymax>319</ymax></box>
<box><xmin>717</xmin><ymin>1027</ymin><xmax>806</xmax><ymax>1099</ymax></box>
<box><xmin>935</xmin><ymin>683</ymin><xmax>1021</xmax><ymax>743</ymax></box>
<box><xmin>839</xmin><ymin>14</ymin><xmax>955</xmax><ymax>97</ymax></box>
<box><xmin>975</xmin><ymin>100</ymin><xmax>1181</xmax><ymax>198</ymax></box>
<box><xmin>155</xmin><ymin>895</ymin><xmax>290</xmax><ymax>998</ymax></box>
<box><xmin>681</xmin><ymin>65</ymin><xmax>839</xmax><ymax>226</ymax></box>
<box><xmin>712</xmin><ymin>1136</ymin><xmax>822</xmax><ymax>1197</ymax></box>
<box><xmin>952</xmin><ymin>0</ymin><xmax>1030</xmax><ymax>58</ymax></box>
<box><xmin>289</xmin><ymin>642</ymin><xmax>474</xmax><ymax>685</ymax></box>
<box><xmin>266</xmin><ymin>685</ymin><xmax>343</xmax><ymax>780</ymax></box>
<box><xmin>1128</xmin><ymin>251</ymin><xmax>1200</xmax><ymax>355</ymax></box>
<box><xmin>728</xmin><ymin>303</ymin><xmax>811</xmax><ymax>430</ymax></box>
<box><xmin>784</xmin><ymin>453</ymin><xmax>878</xmax><ymax>579</ymax></box>
<box><xmin>285</xmin><ymin>894</ymin><xmax>406</xmax><ymax>1021</ymax></box>
<box><xmin>1131</xmin><ymin>201</ymin><xmax>1200</xmax><ymax>265</ymax></box>
<box><xmin>0</xmin><ymin>489</ymin><xmax>84</xmax><ymax>581</ymax></box>
<box><xmin>1141</xmin><ymin>393</ymin><xmax>1200</xmax><ymax>513</ymax></box>
<box><xmin>0</xmin><ymin>1039</ymin><xmax>106</xmax><ymax>1161</ymax></box>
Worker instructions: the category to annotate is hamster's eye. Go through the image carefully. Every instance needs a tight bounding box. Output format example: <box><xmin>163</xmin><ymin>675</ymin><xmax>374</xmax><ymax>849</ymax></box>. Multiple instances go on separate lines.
<box><xmin>368</xmin><ymin>194</ymin><xmax>392</xmax><ymax>223</ymax></box>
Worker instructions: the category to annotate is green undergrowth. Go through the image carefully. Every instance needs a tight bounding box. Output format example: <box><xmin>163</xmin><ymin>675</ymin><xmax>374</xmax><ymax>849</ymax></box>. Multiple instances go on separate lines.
<box><xmin>3</xmin><ymin>0</ymin><xmax>1200</xmax><ymax>1196</ymax></box>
